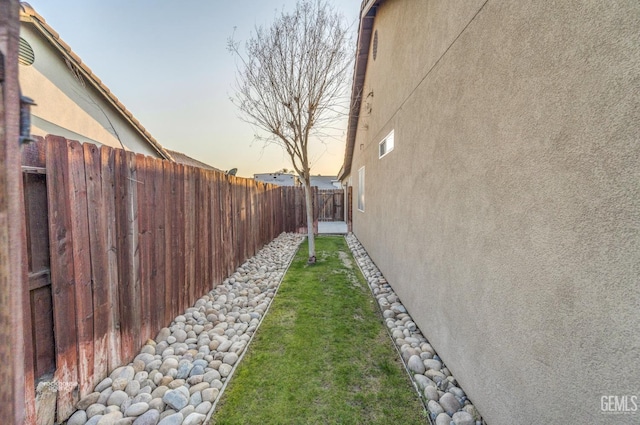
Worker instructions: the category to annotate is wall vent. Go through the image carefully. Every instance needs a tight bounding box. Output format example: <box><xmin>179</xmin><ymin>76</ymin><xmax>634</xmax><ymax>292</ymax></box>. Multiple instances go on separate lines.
<box><xmin>19</xmin><ymin>37</ymin><xmax>35</xmax><ymax>66</ymax></box>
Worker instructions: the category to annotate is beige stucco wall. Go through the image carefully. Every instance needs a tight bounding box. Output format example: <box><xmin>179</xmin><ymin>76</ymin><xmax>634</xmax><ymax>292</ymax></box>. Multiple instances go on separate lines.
<box><xmin>19</xmin><ymin>24</ymin><xmax>159</xmax><ymax>157</ymax></box>
<box><xmin>349</xmin><ymin>1</ymin><xmax>640</xmax><ymax>424</ymax></box>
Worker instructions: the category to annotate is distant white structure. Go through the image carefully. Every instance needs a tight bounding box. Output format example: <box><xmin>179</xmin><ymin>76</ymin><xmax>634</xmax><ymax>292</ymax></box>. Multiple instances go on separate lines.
<box><xmin>254</xmin><ymin>173</ymin><xmax>340</xmax><ymax>190</ymax></box>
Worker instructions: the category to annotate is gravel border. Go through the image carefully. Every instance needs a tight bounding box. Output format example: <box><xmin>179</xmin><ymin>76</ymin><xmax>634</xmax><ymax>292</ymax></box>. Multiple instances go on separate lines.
<box><xmin>66</xmin><ymin>233</ymin><xmax>304</xmax><ymax>425</ymax></box>
<box><xmin>345</xmin><ymin>233</ymin><xmax>486</xmax><ymax>425</ymax></box>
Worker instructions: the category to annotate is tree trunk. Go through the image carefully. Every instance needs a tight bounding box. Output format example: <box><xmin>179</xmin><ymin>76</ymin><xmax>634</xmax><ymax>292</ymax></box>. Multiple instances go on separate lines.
<box><xmin>303</xmin><ymin>181</ymin><xmax>316</xmax><ymax>263</ymax></box>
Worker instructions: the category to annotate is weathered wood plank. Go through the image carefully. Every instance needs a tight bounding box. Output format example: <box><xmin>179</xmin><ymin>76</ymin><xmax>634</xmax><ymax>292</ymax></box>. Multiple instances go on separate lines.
<box><xmin>184</xmin><ymin>166</ymin><xmax>195</xmax><ymax>307</ymax></box>
<box><xmin>67</xmin><ymin>139</ymin><xmax>94</xmax><ymax>398</ymax></box>
<box><xmin>150</xmin><ymin>156</ymin><xmax>165</xmax><ymax>331</ymax></box>
<box><xmin>45</xmin><ymin>136</ymin><xmax>79</xmax><ymax>422</ymax></box>
<box><xmin>100</xmin><ymin>146</ymin><xmax>121</xmax><ymax>373</ymax></box>
<box><xmin>176</xmin><ymin>164</ymin><xmax>186</xmax><ymax>313</ymax></box>
<box><xmin>115</xmin><ymin>150</ymin><xmax>141</xmax><ymax>362</ymax></box>
<box><xmin>163</xmin><ymin>160</ymin><xmax>175</xmax><ymax>327</ymax></box>
<box><xmin>136</xmin><ymin>154</ymin><xmax>151</xmax><ymax>345</ymax></box>
<box><xmin>83</xmin><ymin>143</ymin><xmax>109</xmax><ymax>387</ymax></box>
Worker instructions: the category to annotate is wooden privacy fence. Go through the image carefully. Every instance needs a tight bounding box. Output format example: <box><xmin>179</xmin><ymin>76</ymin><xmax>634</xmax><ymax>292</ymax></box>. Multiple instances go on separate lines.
<box><xmin>317</xmin><ymin>189</ymin><xmax>345</xmax><ymax>221</ymax></box>
<box><xmin>21</xmin><ymin>136</ymin><xmax>310</xmax><ymax>423</ymax></box>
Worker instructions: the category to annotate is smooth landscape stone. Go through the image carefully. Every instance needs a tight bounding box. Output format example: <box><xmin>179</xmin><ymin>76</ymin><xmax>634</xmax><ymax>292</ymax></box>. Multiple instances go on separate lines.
<box><xmin>189</xmin><ymin>365</ymin><xmax>205</xmax><ymax>377</ymax></box>
<box><xmin>463</xmin><ymin>405</ymin><xmax>481</xmax><ymax>421</ymax></box>
<box><xmin>119</xmin><ymin>366</ymin><xmax>136</xmax><ymax>381</ymax></box>
<box><xmin>189</xmin><ymin>391</ymin><xmax>202</xmax><ymax>406</ymax></box>
<box><xmin>124</xmin><ymin>402</ymin><xmax>149</xmax><ymax>417</ymax></box>
<box><xmin>435</xmin><ymin>412</ymin><xmax>452</xmax><ymax>425</ymax></box>
<box><xmin>86</xmin><ymin>415</ymin><xmax>103</xmax><ymax>425</ymax></box>
<box><xmin>424</xmin><ymin>359</ymin><xmax>443</xmax><ymax>371</ymax></box>
<box><xmin>159</xmin><ymin>358</ymin><xmax>179</xmax><ymax>375</ymax></box>
<box><xmin>132</xmin><ymin>409</ymin><xmax>161</xmax><ymax>425</ymax></box>
<box><xmin>173</xmin><ymin>329</ymin><xmax>188</xmax><ymax>343</ymax></box>
<box><xmin>218</xmin><ymin>363</ymin><xmax>233</xmax><ymax>377</ymax></box>
<box><xmin>133</xmin><ymin>393</ymin><xmax>153</xmax><ymax>404</ymax></box>
<box><xmin>183</xmin><ymin>412</ymin><xmax>206</xmax><ymax>425</ymax></box>
<box><xmin>424</xmin><ymin>385</ymin><xmax>440</xmax><ymax>401</ymax></box>
<box><xmin>67</xmin><ymin>409</ymin><xmax>88</xmax><ymax>425</ymax></box>
<box><xmin>222</xmin><ymin>352</ymin><xmax>238</xmax><ymax>365</ymax></box>
<box><xmin>162</xmin><ymin>389</ymin><xmax>189</xmax><ymax>410</ymax></box>
<box><xmin>149</xmin><ymin>397</ymin><xmax>166</xmax><ymax>411</ymax></box>
<box><xmin>157</xmin><ymin>412</ymin><xmax>183</xmax><ymax>425</ymax></box>
<box><xmin>145</xmin><ymin>360</ymin><xmax>162</xmax><ymax>373</ymax></box>
<box><xmin>201</xmin><ymin>387</ymin><xmax>219</xmax><ymax>403</ymax></box>
<box><xmin>439</xmin><ymin>392</ymin><xmax>462</xmax><ymax>416</ymax></box>
<box><xmin>195</xmin><ymin>401</ymin><xmax>212</xmax><ymax>414</ymax></box>
<box><xmin>427</xmin><ymin>400</ymin><xmax>444</xmax><ymax>416</ymax></box>
<box><xmin>175</xmin><ymin>362</ymin><xmax>193</xmax><ymax>379</ymax></box>
<box><xmin>98</xmin><ymin>388</ymin><xmax>114</xmax><ymax>405</ymax></box>
<box><xmin>151</xmin><ymin>385</ymin><xmax>168</xmax><ymax>399</ymax></box>
<box><xmin>87</xmin><ymin>403</ymin><xmax>106</xmax><ymax>418</ymax></box>
<box><xmin>112</xmin><ymin>378</ymin><xmax>129</xmax><ymax>391</ymax></box>
<box><xmin>133</xmin><ymin>359</ymin><xmax>146</xmax><ymax>373</ymax></box>
<box><xmin>156</xmin><ymin>328</ymin><xmax>171</xmax><ymax>342</ymax></box>
<box><xmin>77</xmin><ymin>392</ymin><xmax>101</xmax><ymax>410</ymax></box>
<box><xmin>97</xmin><ymin>410</ymin><xmax>123</xmax><ymax>425</ymax></box>
<box><xmin>179</xmin><ymin>405</ymin><xmax>195</xmax><ymax>418</ymax></box>
<box><xmin>114</xmin><ymin>418</ymin><xmax>135</xmax><ymax>425</ymax></box>
<box><xmin>188</xmin><ymin>382</ymin><xmax>210</xmax><ymax>395</ymax></box>
<box><xmin>407</xmin><ymin>355</ymin><xmax>426</xmax><ymax>374</ymax></box>
<box><xmin>452</xmin><ymin>411</ymin><xmax>475</xmax><ymax>425</ymax></box>
<box><xmin>449</xmin><ymin>386</ymin><xmax>465</xmax><ymax>399</ymax></box>
<box><xmin>413</xmin><ymin>374</ymin><xmax>433</xmax><ymax>390</ymax></box>
<box><xmin>95</xmin><ymin>378</ymin><xmax>113</xmax><ymax>393</ymax></box>
<box><xmin>135</xmin><ymin>353</ymin><xmax>155</xmax><ymax>366</ymax></box>
<box><xmin>125</xmin><ymin>380</ymin><xmax>141</xmax><ymax>397</ymax></box>
<box><xmin>107</xmin><ymin>390</ymin><xmax>129</xmax><ymax>407</ymax></box>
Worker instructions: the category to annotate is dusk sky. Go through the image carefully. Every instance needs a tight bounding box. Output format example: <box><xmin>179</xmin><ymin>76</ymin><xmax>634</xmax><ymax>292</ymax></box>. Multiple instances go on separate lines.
<box><xmin>24</xmin><ymin>1</ymin><xmax>360</xmax><ymax>177</ymax></box>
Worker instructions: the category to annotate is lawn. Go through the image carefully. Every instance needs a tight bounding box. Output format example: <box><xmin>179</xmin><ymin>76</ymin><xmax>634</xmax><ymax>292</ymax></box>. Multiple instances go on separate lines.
<box><xmin>210</xmin><ymin>236</ymin><xmax>426</xmax><ymax>425</ymax></box>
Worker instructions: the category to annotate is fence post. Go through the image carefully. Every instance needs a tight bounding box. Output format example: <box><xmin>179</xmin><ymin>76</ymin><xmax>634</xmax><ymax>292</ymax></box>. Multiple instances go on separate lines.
<box><xmin>0</xmin><ymin>1</ymin><xmax>33</xmax><ymax>423</ymax></box>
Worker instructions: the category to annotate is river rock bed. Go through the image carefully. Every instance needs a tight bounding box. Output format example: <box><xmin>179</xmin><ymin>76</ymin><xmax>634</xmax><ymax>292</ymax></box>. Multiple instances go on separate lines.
<box><xmin>66</xmin><ymin>232</ymin><xmax>304</xmax><ymax>425</ymax></box>
<box><xmin>345</xmin><ymin>233</ymin><xmax>486</xmax><ymax>425</ymax></box>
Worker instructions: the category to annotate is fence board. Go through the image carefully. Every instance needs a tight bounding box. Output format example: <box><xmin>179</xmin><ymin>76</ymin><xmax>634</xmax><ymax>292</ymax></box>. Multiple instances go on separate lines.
<box><xmin>100</xmin><ymin>146</ymin><xmax>121</xmax><ymax>373</ymax></box>
<box><xmin>45</xmin><ymin>136</ymin><xmax>79</xmax><ymax>422</ymax></box>
<box><xmin>184</xmin><ymin>167</ymin><xmax>195</xmax><ymax>308</ymax></box>
<box><xmin>84</xmin><ymin>143</ymin><xmax>109</xmax><ymax>389</ymax></box>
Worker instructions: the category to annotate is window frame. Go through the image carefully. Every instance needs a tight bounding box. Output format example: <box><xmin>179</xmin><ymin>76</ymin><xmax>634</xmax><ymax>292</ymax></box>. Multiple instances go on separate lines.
<box><xmin>379</xmin><ymin>129</ymin><xmax>394</xmax><ymax>159</ymax></box>
<box><xmin>357</xmin><ymin>166</ymin><xmax>365</xmax><ymax>212</ymax></box>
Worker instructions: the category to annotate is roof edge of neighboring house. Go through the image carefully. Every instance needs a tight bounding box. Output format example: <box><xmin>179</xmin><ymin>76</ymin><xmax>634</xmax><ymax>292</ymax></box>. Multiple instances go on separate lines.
<box><xmin>166</xmin><ymin>149</ymin><xmax>222</xmax><ymax>172</ymax></box>
<box><xmin>338</xmin><ymin>0</ymin><xmax>383</xmax><ymax>181</ymax></box>
<box><xmin>19</xmin><ymin>2</ymin><xmax>174</xmax><ymax>162</ymax></box>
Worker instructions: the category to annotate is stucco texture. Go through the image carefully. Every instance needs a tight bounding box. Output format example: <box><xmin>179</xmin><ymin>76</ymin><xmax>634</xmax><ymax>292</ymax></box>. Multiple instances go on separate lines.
<box><xmin>349</xmin><ymin>1</ymin><xmax>639</xmax><ymax>424</ymax></box>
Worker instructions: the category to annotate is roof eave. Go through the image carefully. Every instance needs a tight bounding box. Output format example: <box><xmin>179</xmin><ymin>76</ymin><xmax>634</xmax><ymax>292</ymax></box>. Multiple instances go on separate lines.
<box><xmin>19</xmin><ymin>2</ymin><xmax>174</xmax><ymax>161</ymax></box>
<box><xmin>338</xmin><ymin>1</ymin><xmax>382</xmax><ymax>180</ymax></box>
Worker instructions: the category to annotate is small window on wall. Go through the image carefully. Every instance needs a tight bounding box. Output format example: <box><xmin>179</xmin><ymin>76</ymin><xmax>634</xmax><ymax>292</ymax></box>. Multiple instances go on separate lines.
<box><xmin>358</xmin><ymin>166</ymin><xmax>365</xmax><ymax>212</ymax></box>
<box><xmin>379</xmin><ymin>130</ymin><xmax>394</xmax><ymax>158</ymax></box>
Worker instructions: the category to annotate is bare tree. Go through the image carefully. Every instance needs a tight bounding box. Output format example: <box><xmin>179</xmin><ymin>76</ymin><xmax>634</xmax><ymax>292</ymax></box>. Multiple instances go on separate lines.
<box><xmin>228</xmin><ymin>0</ymin><xmax>352</xmax><ymax>263</ymax></box>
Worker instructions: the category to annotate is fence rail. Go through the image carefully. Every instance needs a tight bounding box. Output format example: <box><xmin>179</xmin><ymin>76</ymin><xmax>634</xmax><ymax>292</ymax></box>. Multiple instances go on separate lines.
<box><xmin>21</xmin><ymin>136</ymin><xmax>310</xmax><ymax>423</ymax></box>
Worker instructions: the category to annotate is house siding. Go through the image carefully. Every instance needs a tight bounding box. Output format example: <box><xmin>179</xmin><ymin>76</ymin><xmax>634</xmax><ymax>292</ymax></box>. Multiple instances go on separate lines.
<box><xmin>349</xmin><ymin>1</ymin><xmax>640</xmax><ymax>424</ymax></box>
<box><xmin>19</xmin><ymin>24</ymin><xmax>160</xmax><ymax>158</ymax></box>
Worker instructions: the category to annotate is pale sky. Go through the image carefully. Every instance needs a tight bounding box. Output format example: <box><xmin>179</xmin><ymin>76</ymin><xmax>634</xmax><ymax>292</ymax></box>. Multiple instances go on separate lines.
<box><xmin>25</xmin><ymin>0</ymin><xmax>360</xmax><ymax>177</ymax></box>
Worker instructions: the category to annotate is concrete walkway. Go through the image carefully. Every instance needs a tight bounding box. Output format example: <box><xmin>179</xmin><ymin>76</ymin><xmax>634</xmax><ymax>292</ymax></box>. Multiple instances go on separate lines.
<box><xmin>318</xmin><ymin>221</ymin><xmax>348</xmax><ymax>234</ymax></box>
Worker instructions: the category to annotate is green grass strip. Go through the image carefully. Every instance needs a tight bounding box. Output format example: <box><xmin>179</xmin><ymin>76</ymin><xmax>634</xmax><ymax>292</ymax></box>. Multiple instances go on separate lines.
<box><xmin>211</xmin><ymin>236</ymin><xmax>426</xmax><ymax>425</ymax></box>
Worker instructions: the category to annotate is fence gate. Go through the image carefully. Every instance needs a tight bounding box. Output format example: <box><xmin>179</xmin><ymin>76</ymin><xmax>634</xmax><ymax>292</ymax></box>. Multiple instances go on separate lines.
<box><xmin>317</xmin><ymin>189</ymin><xmax>344</xmax><ymax>221</ymax></box>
